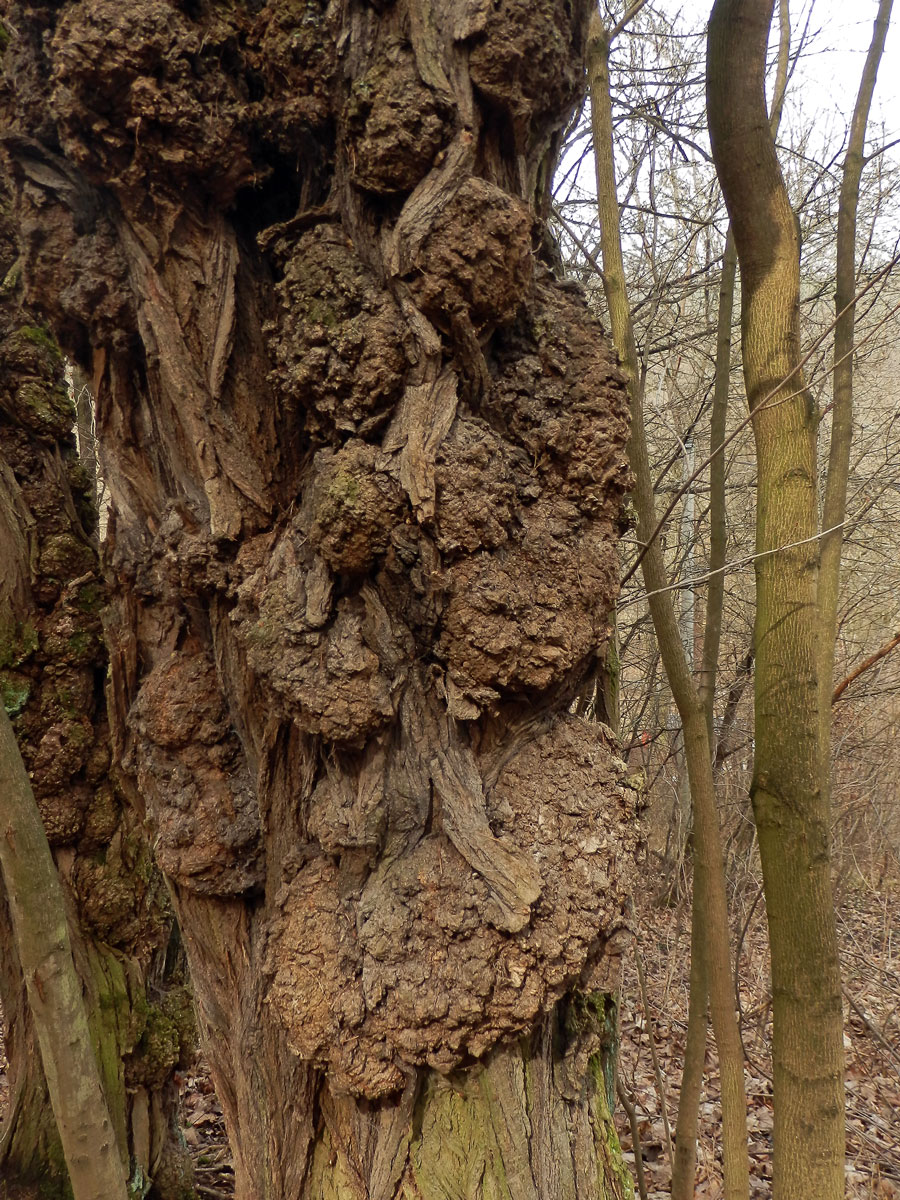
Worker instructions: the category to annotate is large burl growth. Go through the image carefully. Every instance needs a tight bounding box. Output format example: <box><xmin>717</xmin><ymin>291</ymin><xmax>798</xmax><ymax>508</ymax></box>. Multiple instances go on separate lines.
<box><xmin>2</xmin><ymin>0</ymin><xmax>636</xmax><ymax>1192</ymax></box>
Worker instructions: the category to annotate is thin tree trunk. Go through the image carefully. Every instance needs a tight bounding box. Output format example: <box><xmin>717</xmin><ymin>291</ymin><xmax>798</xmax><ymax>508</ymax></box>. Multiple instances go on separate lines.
<box><xmin>676</xmin><ymin>12</ymin><xmax>790</xmax><ymax>1186</ymax></box>
<box><xmin>817</xmin><ymin>0</ymin><xmax>893</xmax><ymax>777</ymax></box>
<box><xmin>1</xmin><ymin>2</ymin><xmax>638</xmax><ymax>1195</ymax></box>
<box><xmin>670</xmin><ymin>230</ymin><xmax>738</xmax><ymax>1200</ymax></box>
<box><xmin>588</xmin><ymin>20</ymin><xmax>749</xmax><ymax>1200</ymax></box>
<box><xmin>696</xmin><ymin>242</ymin><xmax>736</xmax><ymax>733</ymax></box>
<box><xmin>707</xmin><ymin>2</ymin><xmax>845</xmax><ymax>1195</ymax></box>
<box><xmin>0</xmin><ymin>705</ymin><xmax>128</xmax><ymax>1200</ymax></box>
<box><xmin>700</xmin><ymin>0</ymin><xmax>787</xmax><ymax>733</ymax></box>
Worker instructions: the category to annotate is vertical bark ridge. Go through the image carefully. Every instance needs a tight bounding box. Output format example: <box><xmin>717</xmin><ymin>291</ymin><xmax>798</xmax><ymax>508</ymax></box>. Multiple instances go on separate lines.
<box><xmin>0</xmin><ymin>162</ymin><xmax>192</xmax><ymax>1196</ymax></box>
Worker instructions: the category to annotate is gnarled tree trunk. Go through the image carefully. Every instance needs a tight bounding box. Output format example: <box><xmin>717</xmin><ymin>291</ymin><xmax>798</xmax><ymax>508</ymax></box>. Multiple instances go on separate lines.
<box><xmin>1</xmin><ymin>1</ymin><xmax>637</xmax><ymax>1195</ymax></box>
<box><xmin>0</xmin><ymin>168</ymin><xmax>192</xmax><ymax>1197</ymax></box>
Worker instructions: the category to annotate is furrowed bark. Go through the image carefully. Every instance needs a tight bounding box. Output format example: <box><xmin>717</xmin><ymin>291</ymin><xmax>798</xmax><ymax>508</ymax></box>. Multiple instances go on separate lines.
<box><xmin>588</xmin><ymin>18</ymin><xmax>749</xmax><ymax>1200</ymax></box>
<box><xmin>1</xmin><ymin>1</ymin><xmax>639</xmax><ymax>1195</ymax></box>
<box><xmin>707</xmin><ymin>1</ymin><xmax>845</xmax><ymax>1195</ymax></box>
<box><xmin>0</xmin><ymin>162</ymin><xmax>191</xmax><ymax>1198</ymax></box>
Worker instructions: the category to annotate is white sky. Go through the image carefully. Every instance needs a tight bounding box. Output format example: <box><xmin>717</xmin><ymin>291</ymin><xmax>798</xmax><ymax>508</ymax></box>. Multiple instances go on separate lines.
<box><xmin>670</xmin><ymin>0</ymin><xmax>900</xmax><ymax>137</ymax></box>
<box><xmin>559</xmin><ymin>1</ymin><xmax>900</xmax><ymax>259</ymax></box>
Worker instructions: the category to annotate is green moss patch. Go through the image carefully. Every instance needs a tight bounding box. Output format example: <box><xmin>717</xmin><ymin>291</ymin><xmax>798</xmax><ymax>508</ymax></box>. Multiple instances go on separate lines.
<box><xmin>0</xmin><ymin>619</ymin><xmax>39</xmax><ymax>668</ymax></box>
<box><xmin>1</xmin><ymin>255</ymin><xmax>21</xmax><ymax>293</ymax></box>
<box><xmin>14</xmin><ymin>380</ymin><xmax>75</xmax><ymax>440</ymax></box>
<box><xmin>18</xmin><ymin>324</ymin><xmax>61</xmax><ymax>357</ymax></box>
<box><xmin>1</xmin><ymin>672</ymin><xmax>31</xmax><ymax>716</ymax></box>
<box><xmin>127</xmin><ymin>988</ymin><xmax>197</xmax><ymax>1090</ymax></box>
<box><xmin>73</xmin><ymin>581</ymin><xmax>104</xmax><ymax>615</ymax></box>
<box><xmin>39</xmin><ymin>532</ymin><xmax>95</xmax><ymax>581</ymax></box>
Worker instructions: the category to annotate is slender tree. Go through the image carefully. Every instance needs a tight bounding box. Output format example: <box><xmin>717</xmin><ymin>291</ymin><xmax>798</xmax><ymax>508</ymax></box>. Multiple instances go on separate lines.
<box><xmin>0</xmin><ymin>707</ymin><xmax>129</xmax><ymax>1200</ymax></box>
<box><xmin>673</xmin><ymin>11</ymin><xmax>790</xmax><ymax>1189</ymax></box>
<box><xmin>707</xmin><ymin>1</ymin><xmax>845</xmax><ymax>1194</ymax></box>
<box><xmin>588</xmin><ymin>13</ymin><xmax>749</xmax><ymax>1200</ymax></box>
<box><xmin>817</xmin><ymin>0</ymin><xmax>893</xmax><ymax>781</ymax></box>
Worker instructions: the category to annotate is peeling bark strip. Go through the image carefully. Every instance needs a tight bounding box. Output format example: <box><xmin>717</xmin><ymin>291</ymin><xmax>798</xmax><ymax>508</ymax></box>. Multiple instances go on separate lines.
<box><xmin>0</xmin><ymin>164</ymin><xmax>191</xmax><ymax>1194</ymax></box>
<box><xmin>1</xmin><ymin>0</ymin><xmax>635</xmax><ymax>1192</ymax></box>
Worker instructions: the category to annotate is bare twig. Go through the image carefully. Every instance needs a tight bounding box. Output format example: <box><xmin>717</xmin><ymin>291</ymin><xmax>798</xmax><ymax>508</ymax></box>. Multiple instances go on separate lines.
<box><xmin>610</xmin><ymin>0</ymin><xmax>653</xmax><ymax>42</ymax></box>
<box><xmin>832</xmin><ymin>631</ymin><xmax>900</xmax><ymax>703</ymax></box>
<box><xmin>620</xmin><ymin>258</ymin><xmax>900</xmax><ymax>589</ymax></box>
<box><xmin>620</xmin><ymin>518</ymin><xmax>853</xmax><ymax>607</ymax></box>
<box><xmin>634</xmin><ymin>939</ymin><xmax>675</xmax><ymax>1170</ymax></box>
<box><xmin>843</xmin><ymin>986</ymin><xmax>900</xmax><ymax>1074</ymax></box>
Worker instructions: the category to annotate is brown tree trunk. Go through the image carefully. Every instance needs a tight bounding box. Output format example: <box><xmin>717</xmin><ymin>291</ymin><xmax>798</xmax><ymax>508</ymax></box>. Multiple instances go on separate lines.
<box><xmin>707</xmin><ymin>2</ymin><xmax>845</xmax><ymax>1196</ymax></box>
<box><xmin>0</xmin><ymin>169</ymin><xmax>192</xmax><ymax>1197</ymax></box>
<box><xmin>1</xmin><ymin>1</ymin><xmax>637</xmax><ymax>1196</ymax></box>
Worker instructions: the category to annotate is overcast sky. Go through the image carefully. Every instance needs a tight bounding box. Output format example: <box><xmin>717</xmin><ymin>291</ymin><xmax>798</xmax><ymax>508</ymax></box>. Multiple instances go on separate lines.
<box><xmin>679</xmin><ymin>0</ymin><xmax>900</xmax><ymax>130</ymax></box>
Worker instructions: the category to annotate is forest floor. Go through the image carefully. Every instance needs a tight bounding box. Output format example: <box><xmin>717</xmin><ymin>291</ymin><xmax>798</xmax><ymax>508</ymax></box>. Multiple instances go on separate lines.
<box><xmin>1</xmin><ymin>874</ymin><xmax>898</xmax><ymax>1198</ymax></box>
<box><xmin>616</xmin><ymin>871</ymin><xmax>900</xmax><ymax>1198</ymax></box>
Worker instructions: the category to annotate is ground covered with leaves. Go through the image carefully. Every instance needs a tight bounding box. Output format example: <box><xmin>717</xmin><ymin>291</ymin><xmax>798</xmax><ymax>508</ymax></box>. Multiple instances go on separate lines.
<box><xmin>616</xmin><ymin>878</ymin><xmax>900</xmax><ymax>1199</ymax></box>
<box><xmin>1</xmin><ymin>878</ymin><xmax>897</xmax><ymax>1197</ymax></box>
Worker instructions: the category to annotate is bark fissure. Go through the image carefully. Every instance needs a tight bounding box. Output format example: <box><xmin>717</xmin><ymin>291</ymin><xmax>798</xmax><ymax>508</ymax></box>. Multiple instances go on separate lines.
<box><xmin>0</xmin><ymin>157</ymin><xmax>191</xmax><ymax>1197</ymax></box>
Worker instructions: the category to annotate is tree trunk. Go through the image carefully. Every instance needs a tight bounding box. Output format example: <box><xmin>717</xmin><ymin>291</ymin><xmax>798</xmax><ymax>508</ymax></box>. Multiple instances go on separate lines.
<box><xmin>817</xmin><ymin>0</ymin><xmax>893</xmax><ymax>780</ymax></box>
<box><xmin>673</xmin><ymin>13</ymin><xmax>789</xmax><ymax>1188</ymax></box>
<box><xmin>0</xmin><ymin>708</ymin><xmax>130</xmax><ymax>1200</ymax></box>
<box><xmin>707</xmin><ymin>2</ymin><xmax>845</xmax><ymax>1196</ymax></box>
<box><xmin>1</xmin><ymin>1</ymin><xmax>638</xmax><ymax>1196</ymax></box>
<box><xmin>0</xmin><ymin>168</ymin><xmax>192</xmax><ymax>1197</ymax></box>
<box><xmin>587</xmin><ymin>19</ymin><xmax>748</xmax><ymax>1200</ymax></box>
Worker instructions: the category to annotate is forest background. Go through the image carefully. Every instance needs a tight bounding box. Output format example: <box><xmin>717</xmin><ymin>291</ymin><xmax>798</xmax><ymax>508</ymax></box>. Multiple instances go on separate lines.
<box><xmin>1</xmin><ymin>0</ymin><xmax>899</xmax><ymax>1198</ymax></box>
<box><xmin>556</xmin><ymin>0</ymin><xmax>900</xmax><ymax>1196</ymax></box>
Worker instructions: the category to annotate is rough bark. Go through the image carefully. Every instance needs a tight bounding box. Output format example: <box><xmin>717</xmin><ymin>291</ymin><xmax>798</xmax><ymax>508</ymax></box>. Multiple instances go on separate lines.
<box><xmin>707</xmin><ymin>2</ymin><xmax>845</xmax><ymax>1196</ymax></box>
<box><xmin>1</xmin><ymin>1</ymin><xmax>637</xmax><ymax>1196</ymax></box>
<box><xmin>0</xmin><ymin>166</ymin><xmax>192</xmax><ymax>1197</ymax></box>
